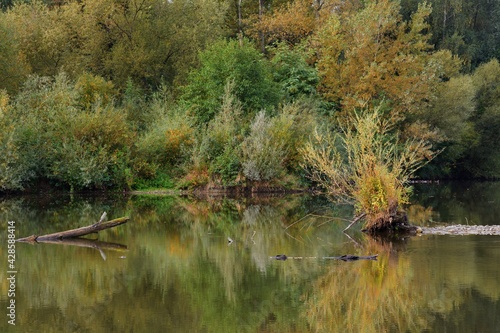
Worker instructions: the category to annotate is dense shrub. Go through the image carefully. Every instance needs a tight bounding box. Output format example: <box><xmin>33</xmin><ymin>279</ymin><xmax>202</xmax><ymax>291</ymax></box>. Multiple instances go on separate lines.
<box><xmin>1</xmin><ymin>73</ymin><xmax>134</xmax><ymax>191</ymax></box>
<box><xmin>47</xmin><ymin>104</ymin><xmax>133</xmax><ymax>190</ymax></box>
<box><xmin>189</xmin><ymin>81</ymin><xmax>244</xmax><ymax>185</ymax></box>
<box><xmin>133</xmin><ymin>106</ymin><xmax>194</xmax><ymax>178</ymax></box>
<box><xmin>241</xmin><ymin>111</ymin><xmax>289</xmax><ymax>181</ymax></box>
<box><xmin>242</xmin><ymin>101</ymin><xmax>317</xmax><ymax>182</ymax></box>
<box><xmin>0</xmin><ymin>91</ymin><xmax>38</xmax><ymax>191</ymax></box>
<box><xmin>75</xmin><ymin>73</ymin><xmax>116</xmax><ymax>110</ymax></box>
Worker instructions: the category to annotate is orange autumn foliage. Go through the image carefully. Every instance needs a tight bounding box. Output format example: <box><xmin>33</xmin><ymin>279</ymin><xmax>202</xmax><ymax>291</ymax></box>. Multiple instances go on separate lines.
<box><xmin>314</xmin><ymin>0</ymin><xmax>461</xmax><ymax>121</ymax></box>
<box><xmin>248</xmin><ymin>0</ymin><xmax>316</xmax><ymax>46</ymax></box>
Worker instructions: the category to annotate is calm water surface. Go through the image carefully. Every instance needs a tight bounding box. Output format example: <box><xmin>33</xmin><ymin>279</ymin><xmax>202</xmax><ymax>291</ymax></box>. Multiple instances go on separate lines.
<box><xmin>1</xmin><ymin>182</ymin><xmax>499</xmax><ymax>332</ymax></box>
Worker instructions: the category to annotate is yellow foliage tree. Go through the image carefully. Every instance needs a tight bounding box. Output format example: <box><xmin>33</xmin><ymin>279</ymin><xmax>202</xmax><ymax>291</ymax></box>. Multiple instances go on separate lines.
<box><xmin>314</xmin><ymin>0</ymin><xmax>461</xmax><ymax>121</ymax></box>
<box><xmin>247</xmin><ymin>0</ymin><xmax>317</xmax><ymax>46</ymax></box>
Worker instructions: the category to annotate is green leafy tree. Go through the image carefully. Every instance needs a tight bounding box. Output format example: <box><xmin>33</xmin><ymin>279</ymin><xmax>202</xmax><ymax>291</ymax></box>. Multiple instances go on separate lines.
<box><xmin>458</xmin><ymin>59</ymin><xmax>500</xmax><ymax>178</ymax></box>
<box><xmin>401</xmin><ymin>0</ymin><xmax>500</xmax><ymax>69</ymax></box>
<box><xmin>82</xmin><ymin>0</ymin><xmax>229</xmax><ymax>89</ymax></box>
<box><xmin>271</xmin><ymin>42</ymin><xmax>319</xmax><ymax>101</ymax></box>
<box><xmin>189</xmin><ymin>81</ymin><xmax>245</xmax><ymax>185</ymax></box>
<box><xmin>3</xmin><ymin>0</ymin><xmax>230</xmax><ymax>91</ymax></box>
<box><xmin>416</xmin><ymin>73</ymin><xmax>476</xmax><ymax>177</ymax></box>
<box><xmin>181</xmin><ymin>38</ymin><xmax>281</xmax><ymax>125</ymax></box>
<box><xmin>0</xmin><ymin>18</ymin><xmax>30</xmax><ymax>94</ymax></box>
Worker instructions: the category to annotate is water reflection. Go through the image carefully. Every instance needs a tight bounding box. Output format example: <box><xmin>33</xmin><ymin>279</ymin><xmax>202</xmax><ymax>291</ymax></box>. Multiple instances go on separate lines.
<box><xmin>410</xmin><ymin>181</ymin><xmax>500</xmax><ymax>225</ymax></box>
<box><xmin>0</xmin><ymin>183</ymin><xmax>498</xmax><ymax>332</ymax></box>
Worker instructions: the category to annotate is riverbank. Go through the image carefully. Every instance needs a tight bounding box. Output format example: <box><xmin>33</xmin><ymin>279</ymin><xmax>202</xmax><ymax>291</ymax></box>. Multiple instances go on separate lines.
<box><xmin>421</xmin><ymin>224</ymin><xmax>500</xmax><ymax>236</ymax></box>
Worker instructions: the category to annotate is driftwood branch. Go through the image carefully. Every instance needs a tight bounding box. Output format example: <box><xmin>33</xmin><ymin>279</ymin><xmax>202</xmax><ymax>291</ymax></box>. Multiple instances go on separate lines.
<box><xmin>17</xmin><ymin>214</ymin><xmax>129</xmax><ymax>243</ymax></box>
<box><xmin>343</xmin><ymin>213</ymin><xmax>366</xmax><ymax>232</ymax></box>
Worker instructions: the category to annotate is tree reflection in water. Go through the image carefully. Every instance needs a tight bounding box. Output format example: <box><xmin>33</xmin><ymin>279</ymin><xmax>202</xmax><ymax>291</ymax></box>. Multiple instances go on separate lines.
<box><xmin>0</xmin><ymin>189</ymin><xmax>499</xmax><ymax>332</ymax></box>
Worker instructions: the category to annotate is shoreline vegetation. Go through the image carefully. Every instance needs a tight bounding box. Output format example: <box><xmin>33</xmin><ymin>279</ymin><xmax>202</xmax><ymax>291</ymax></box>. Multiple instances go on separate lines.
<box><xmin>1</xmin><ymin>0</ymin><xmax>500</xmax><ymax>233</ymax></box>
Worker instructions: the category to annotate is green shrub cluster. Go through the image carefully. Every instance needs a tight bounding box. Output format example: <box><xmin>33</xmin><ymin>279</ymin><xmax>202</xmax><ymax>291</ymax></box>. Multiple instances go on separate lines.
<box><xmin>187</xmin><ymin>81</ymin><xmax>245</xmax><ymax>186</ymax></box>
<box><xmin>241</xmin><ymin>102</ymin><xmax>315</xmax><ymax>183</ymax></box>
<box><xmin>133</xmin><ymin>100</ymin><xmax>194</xmax><ymax>186</ymax></box>
<box><xmin>0</xmin><ymin>91</ymin><xmax>36</xmax><ymax>190</ymax></box>
<box><xmin>241</xmin><ymin>110</ymin><xmax>289</xmax><ymax>181</ymax></box>
<box><xmin>181</xmin><ymin>81</ymin><xmax>317</xmax><ymax>187</ymax></box>
<box><xmin>0</xmin><ymin>73</ymin><xmax>133</xmax><ymax>191</ymax></box>
<box><xmin>1</xmin><ymin>69</ymin><xmax>318</xmax><ymax>192</ymax></box>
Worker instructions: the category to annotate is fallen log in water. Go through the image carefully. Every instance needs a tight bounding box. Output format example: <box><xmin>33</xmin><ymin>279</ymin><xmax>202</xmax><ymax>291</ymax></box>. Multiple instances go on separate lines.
<box><xmin>16</xmin><ymin>213</ymin><xmax>129</xmax><ymax>243</ymax></box>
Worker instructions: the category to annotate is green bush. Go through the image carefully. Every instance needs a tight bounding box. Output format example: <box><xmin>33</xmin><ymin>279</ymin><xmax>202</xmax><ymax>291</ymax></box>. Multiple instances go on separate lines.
<box><xmin>75</xmin><ymin>73</ymin><xmax>116</xmax><ymax>110</ymax></box>
<box><xmin>132</xmin><ymin>172</ymin><xmax>175</xmax><ymax>190</ymax></box>
<box><xmin>47</xmin><ymin>104</ymin><xmax>133</xmax><ymax>190</ymax></box>
<box><xmin>0</xmin><ymin>91</ymin><xmax>38</xmax><ymax>191</ymax></box>
<box><xmin>241</xmin><ymin>101</ymin><xmax>316</xmax><ymax>183</ymax></box>
<box><xmin>3</xmin><ymin>73</ymin><xmax>134</xmax><ymax>191</ymax></box>
<box><xmin>241</xmin><ymin>111</ymin><xmax>289</xmax><ymax>181</ymax></box>
<box><xmin>121</xmin><ymin>78</ymin><xmax>149</xmax><ymax>132</ymax></box>
<box><xmin>134</xmin><ymin>106</ymin><xmax>194</xmax><ymax>175</ymax></box>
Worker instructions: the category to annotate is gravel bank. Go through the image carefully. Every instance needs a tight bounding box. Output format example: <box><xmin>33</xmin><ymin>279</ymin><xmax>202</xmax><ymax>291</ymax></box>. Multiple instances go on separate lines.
<box><xmin>421</xmin><ymin>225</ymin><xmax>500</xmax><ymax>236</ymax></box>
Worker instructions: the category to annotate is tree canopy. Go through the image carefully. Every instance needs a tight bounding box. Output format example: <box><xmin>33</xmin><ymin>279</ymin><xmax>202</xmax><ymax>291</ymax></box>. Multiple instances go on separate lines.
<box><xmin>1</xmin><ymin>0</ymin><xmax>500</xmax><ymax>193</ymax></box>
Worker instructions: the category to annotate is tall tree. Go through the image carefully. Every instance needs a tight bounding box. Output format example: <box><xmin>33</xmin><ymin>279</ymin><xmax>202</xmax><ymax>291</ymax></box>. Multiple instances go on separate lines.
<box><xmin>3</xmin><ymin>0</ymin><xmax>230</xmax><ymax>91</ymax></box>
<box><xmin>0</xmin><ymin>16</ymin><xmax>30</xmax><ymax>93</ymax></box>
<box><xmin>459</xmin><ymin>59</ymin><xmax>500</xmax><ymax>178</ymax></box>
<box><xmin>181</xmin><ymin>38</ymin><xmax>280</xmax><ymax>125</ymax></box>
<box><xmin>314</xmin><ymin>0</ymin><xmax>460</xmax><ymax>122</ymax></box>
<box><xmin>401</xmin><ymin>0</ymin><xmax>500</xmax><ymax>70</ymax></box>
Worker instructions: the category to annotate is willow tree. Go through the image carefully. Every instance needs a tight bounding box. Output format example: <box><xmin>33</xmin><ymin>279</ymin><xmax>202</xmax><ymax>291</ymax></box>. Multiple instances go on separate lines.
<box><xmin>301</xmin><ymin>107</ymin><xmax>435</xmax><ymax>233</ymax></box>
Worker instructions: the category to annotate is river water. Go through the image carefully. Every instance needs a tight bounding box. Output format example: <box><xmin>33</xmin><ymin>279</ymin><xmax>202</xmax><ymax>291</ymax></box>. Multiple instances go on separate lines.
<box><xmin>0</xmin><ymin>181</ymin><xmax>499</xmax><ymax>332</ymax></box>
